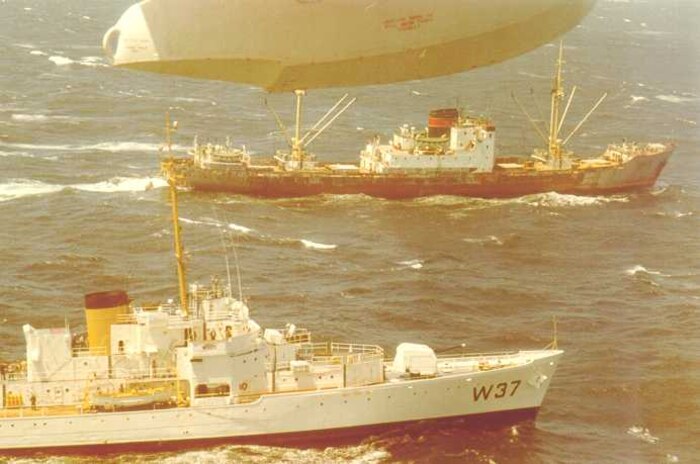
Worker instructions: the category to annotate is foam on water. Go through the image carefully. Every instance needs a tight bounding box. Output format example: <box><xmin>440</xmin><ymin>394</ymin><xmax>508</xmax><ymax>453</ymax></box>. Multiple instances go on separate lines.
<box><xmin>414</xmin><ymin>192</ymin><xmax>629</xmax><ymax>210</ymax></box>
<box><xmin>625</xmin><ymin>265</ymin><xmax>670</xmax><ymax>278</ymax></box>
<box><xmin>0</xmin><ymin>150</ymin><xmax>36</xmax><ymax>159</ymax></box>
<box><xmin>0</xmin><ymin>176</ymin><xmax>169</xmax><ymax>202</ymax></box>
<box><xmin>180</xmin><ymin>217</ymin><xmax>220</xmax><ymax>227</ymax></box>
<box><xmin>397</xmin><ymin>259</ymin><xmax>424</xmax><ymax>270</ymax></box>
<box><xmin>11</xmin><ymin>114</ymin><xmax>49</xmax><ymax>122</ymax></box>
<box><xmin>179</xmin><ymin>217</ymin><xmax>254</xmax><ymax>234</ymax></box>
<box><xmin>463</xmin><ymin>236</ymin><xmax>504</xmax><ymax>246</ymax></box>
<box><xmin>0</xmin><ymin>179</ymin><xmax>62</xmax><ymax>202</ymax></box>
<box><xmin>300</xmin><ymin>239</ymin><xmax>337</xmax><ymax>250</ymax></box>
<box><xmin>77</xmin><ymin>56</ymin><xmax>107</xmax><ymax>68</ymax></box>
<box><xmin>655</xmin><ymin>94</ymin><xmax>698</xmax><ymax>104</ymax></box>
<box><xmin>48</xmin><ymin>55</ymin><xmax>74</xmax><ymax>66</ymax></box>
<box><xmin>131</xmin><ymin>443</ymin><xmax>392</xmax><ymax>464</ymax></box>
<box><xmin>654</xmin><ymin>211</ymin><xmax>693</xmax><ymax>219</ymax></box>
<box><xmin>47</xmin><ymin>55</ymin><xmax>107</xmax><ymax>68</ymax></box>
<box><xmin>627</xmin><ymin>426</ymin><xmax>660</xmax><ymax>444</ymax></box>
<box><xmin>517</xmin><ymin>192</ymin><xmax>629</xmax><ymax>208</ymax></box>
<box><xmin>228</xmin><ymin>223</ymin><xmax>254</xmax><ymax>234</ymax></box>
<box><xmin>11</xmin><ymin>114</ymin><xmax>79</xmax><ymax>124</ymax></box>
<box><xmin>0</xmin><ymin>140</ymin><xmax>183</xmax><ymax>153</ymax></box>
<box><xmin>71</xmin><ymin>176</ymin><xmax>167</xmax><ymax>193</ymax></box>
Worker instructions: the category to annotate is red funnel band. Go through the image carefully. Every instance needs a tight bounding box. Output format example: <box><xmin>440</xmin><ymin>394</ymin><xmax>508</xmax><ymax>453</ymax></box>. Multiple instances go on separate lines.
<box><xmin>85</xmin><ymin>290</ymin><xmax>129</xmax><ymax>309</ymax></box>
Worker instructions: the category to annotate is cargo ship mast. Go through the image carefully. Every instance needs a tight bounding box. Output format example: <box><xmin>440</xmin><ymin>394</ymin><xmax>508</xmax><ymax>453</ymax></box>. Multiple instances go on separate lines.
<box><xmin>548</xmin><ymin>43</ymin><xmax>565</xmax><ymax>166</ymax></box>
<box><xmin>514</xmin><ymin>43</ymin><xmax>608</xmax><ymax>169</ymax></box>
<box><xmin>268</xmin><ymin>91</ymin><xmax>356</xmax><ymax>170</ymax></box>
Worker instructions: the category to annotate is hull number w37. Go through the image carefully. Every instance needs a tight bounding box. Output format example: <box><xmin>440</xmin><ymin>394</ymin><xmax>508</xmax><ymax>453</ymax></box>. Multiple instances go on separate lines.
<box><xmin>473</xmin><ymin>380</ymin><xmax>522</xmax><ymax>402</ymax></box>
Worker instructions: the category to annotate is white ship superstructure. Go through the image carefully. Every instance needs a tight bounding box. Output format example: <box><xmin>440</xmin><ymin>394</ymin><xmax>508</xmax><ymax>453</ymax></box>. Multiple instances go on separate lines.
<box><xmin>360</xmin><ymin>110</ymin><xmax>496</xmax><ymax>174</ymax></box>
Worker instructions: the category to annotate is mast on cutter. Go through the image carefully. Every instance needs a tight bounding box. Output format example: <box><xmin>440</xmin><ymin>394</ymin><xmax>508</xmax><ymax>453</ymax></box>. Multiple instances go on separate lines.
<box><xmin>164</xmin><ymin>113</ymin><xmax>189</xmax><ymax>316</ymax></box>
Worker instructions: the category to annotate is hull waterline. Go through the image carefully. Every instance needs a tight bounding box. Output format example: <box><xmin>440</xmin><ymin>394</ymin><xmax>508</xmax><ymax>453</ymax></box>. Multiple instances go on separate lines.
<box><xmin>1</xmin><ymin>408</ymin><xmax>539</xmax><ymax>456</ymax></box>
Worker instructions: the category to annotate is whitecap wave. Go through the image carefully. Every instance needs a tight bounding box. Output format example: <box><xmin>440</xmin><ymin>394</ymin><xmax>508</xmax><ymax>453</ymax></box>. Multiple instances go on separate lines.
<box><xmin>625</xmin><ymin>265</ymin><xmax>669</xmax><ymax>277</ymax></box>
<box><xmin>654</xmin><ymin>211</ymin><xmax>693</xmax><ymax>219</ymax></box>
<box><xmin>655</xmin><ymin>94</ymin><xmax>698</xmax><ymax>104</ymax></box>
<box><xmin>89</xmin><ymin>141</ymin><xmax>170</xmax><ymax>152</ymax></box>
<box><xmin>398</xmin><ymin>259</ymin><xmax>424</xmax><ymax>270</ymax></box>
<box><xmin>0</xmin><ymin>179</ymin><xmax>63</xmax><ymax>202</ymax></box>
<box><xmin>627</xmin><ymin>425</ymin><xmax>659</xmax><ymax>444</ymax></box>
<box><xmin>11</xmin><ymin>114</ymin><xmax>79</xmax><ymax>123</ymax></box>
<box><xmin>300</xmin><ymin>239</ymin><xmax>337</xmax><ymax>250</ymax></box>
<box><xmin>519</xmin><ymin>192</ymin><xmax>629</xmax><ymax>208</ymax></box>
<box><xmin>78</xmin><ymin>56</ymin><xmax>107</xmax><ymax>68</ymax></box>
<box><xmin>675</xmin><ymin>117</ymin><xmax>697</xmax><ymax>126</ymax></box>
<box><xmin>629</xmin><ymin>95</ymin><xmax>648</xmax><ymax>104</ymax></box>
<box><xmin>72</xmin><ymin>177</ymin><xmax>167</xmax><ymax>193</ymax></box>
<box><xmin>0</xmin><ymin>140</ymin><xmax>182</xmax><ymax>153</ymax></box>
<box><xmin>463</xmin><ymin>235</ymin><xmax>504</xmax><ymax>246</ymax></box>
<box><xmin>48</xmin><ymin>55</ymin><xmax>74</xmax><ymax>66</ymax></box>
<box><xmin>180</xmin><ymin>217</ymin><xmax>215</xmax><ymax>227</ymax></box>
<box><xmin>156</xmin><ymin>443</ymin><xmax>390</xmax><ymax>464</ymax></box>
<box><xmin>180</xmin><ymin>218</ymin><xmax>255</xmax><ymax>235</ymax></box>
<box><xmin>48</xmin><ymin>55</ymin><xmax>107</xmax><ymax>68</ymax></box>
<box><xmin>412</xmin><ymin>195</ymin><xmax>499</xmax><ymax>209</ymax></box>
<box><xmin>228</xmin><ymin>223</ymin><xmax>254</xmax><ymax>234</ymax></box>
<box><xmin>11</xmin><ymin>114</ymin><xmax>49</xmax><ymax>122</ymax></box>
<box><xmin>29</xmin><ymin>50</ymin><xmax>47</xmax><ymax>56</ymax></box>
<box><xmin>0</xmin><ymin>150</ymin><xmax>36</xmax><ymax>159</ymax></box>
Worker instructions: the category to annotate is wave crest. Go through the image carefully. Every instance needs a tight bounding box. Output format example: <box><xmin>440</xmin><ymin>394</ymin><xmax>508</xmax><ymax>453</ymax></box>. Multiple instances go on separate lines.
<box><xmin>300</xmin><ymin>239</ymin><xmax>337</xmax><ymax>250</ymax></box>
<box><xmin>0</xmin><ymin>179</ymin><xmax>62</xmax><ymax>202</ymax></box>
<box><xmin>72</xmin><ymin>176</ymin><xmax>167</xmax><ymax>193</ymax></box>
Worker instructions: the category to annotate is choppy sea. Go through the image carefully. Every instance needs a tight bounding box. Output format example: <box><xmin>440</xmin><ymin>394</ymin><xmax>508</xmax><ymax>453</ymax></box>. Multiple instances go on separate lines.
<box><xmin>0</xmin><ymin>0</ymin><xmax>698</xmax><ymax>462</ymax></box>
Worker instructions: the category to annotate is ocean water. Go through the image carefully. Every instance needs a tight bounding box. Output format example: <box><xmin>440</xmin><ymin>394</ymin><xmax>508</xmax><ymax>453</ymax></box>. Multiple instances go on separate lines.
<box><xmin>0</xmin><ymin>0</ymin><xmax>699</xmax><ymax>462</ymax></box>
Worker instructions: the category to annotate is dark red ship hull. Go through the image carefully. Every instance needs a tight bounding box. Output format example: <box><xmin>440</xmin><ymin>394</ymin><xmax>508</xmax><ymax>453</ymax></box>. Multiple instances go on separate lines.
<box><xmin>168</xmin><ymin>149</ymin><xmax>672</xmax><ymax>199</ymax></box>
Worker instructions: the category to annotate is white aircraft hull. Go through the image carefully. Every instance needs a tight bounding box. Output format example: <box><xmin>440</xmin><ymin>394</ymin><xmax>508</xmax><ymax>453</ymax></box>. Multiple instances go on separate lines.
<box><xmin>103</xmin><ymin>0</ymin><xmax>595</xmax><ymax>92</ymax></box>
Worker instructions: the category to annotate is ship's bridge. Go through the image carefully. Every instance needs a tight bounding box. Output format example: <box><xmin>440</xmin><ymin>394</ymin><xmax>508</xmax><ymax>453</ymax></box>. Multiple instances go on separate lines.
<box><xmin>360</xmin><ymin>109</ymin><xmax>496</xmax><ymax>174</ymax></box>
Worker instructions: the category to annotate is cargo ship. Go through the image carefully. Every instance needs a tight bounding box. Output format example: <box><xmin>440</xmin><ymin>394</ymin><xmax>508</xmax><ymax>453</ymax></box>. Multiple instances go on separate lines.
<box><xmin>162</xmin><ymin>46</ymin><xmax>674</xmax><ymax>199</ymax></box>
<box><xmin>0</xmin><ymin>170</ymin><xmax>562</xmax><ymax>455</ymax></box>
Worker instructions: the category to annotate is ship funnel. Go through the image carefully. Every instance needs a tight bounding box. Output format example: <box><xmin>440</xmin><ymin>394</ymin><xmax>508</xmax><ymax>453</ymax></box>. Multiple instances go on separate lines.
<box><xmin>84</xmin><ymin>290</ymin><xmax>130</xmax><ymax>355</ymax></box>
<box><xmin>428</xmin><ymin>108</ymin><xmax>459</xmax><ymax>138</ymax></box>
